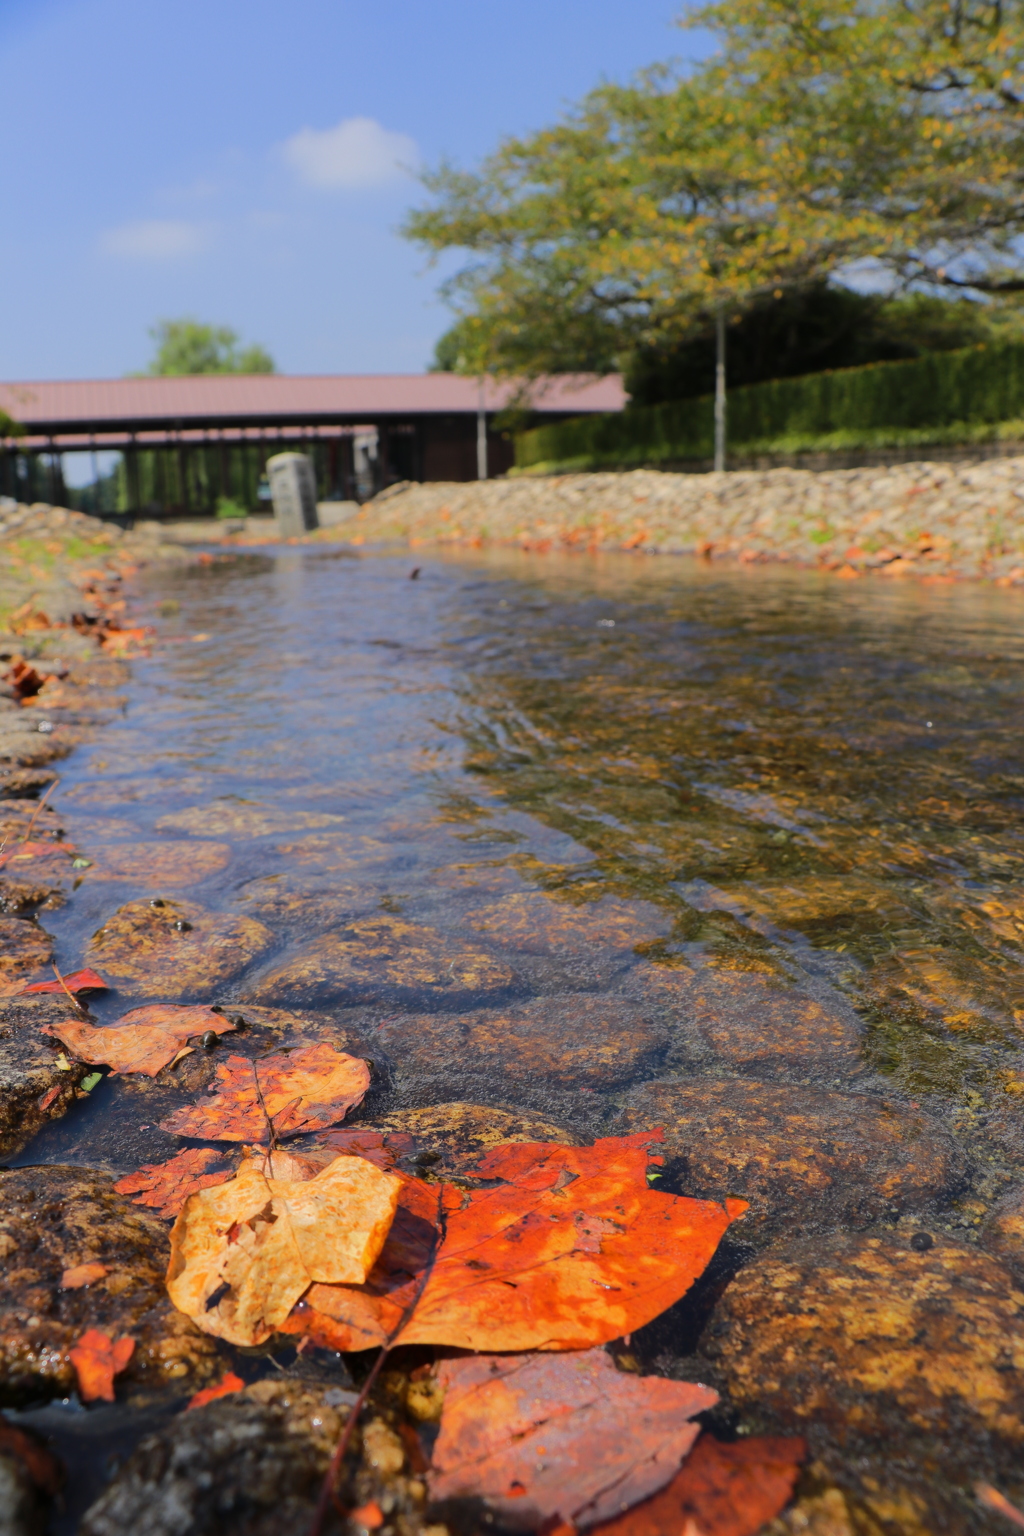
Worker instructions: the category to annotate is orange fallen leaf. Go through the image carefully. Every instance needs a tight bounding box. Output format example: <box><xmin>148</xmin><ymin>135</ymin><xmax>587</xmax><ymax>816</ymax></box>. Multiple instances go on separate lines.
<box><xmin>0</xmin><ymin>1415</ymin><xmax>62</xmax><ymax>1498</ymax></box>
<box><xmin>22</xmin><ymin>967</ymin><xmax>108</xmax><ymax>995</ymax></box>
<box><xmin>428</xmin><ymin>1349</ymin><xmax>717</xmax><ymax>1529</ymax></box>
<box><xmin>160</xmin><ymin>1042</ymin><xmax>371</xmax><ymax>1141</ymax></box>
<box><xmin>349</xmin><ymin>1502</ymin><xmax>385</xmax><ymax>1530</ymax></box>
<box><xmin>42</xmin><ymin>1003</ymin><xmax>238</xmax><ymax>1076</ymax></box>
<box><xmin>590</xmin><ymin>1432</ymin><xmax>807</xmax><ymax>1536</ymax></box>
<box><xmin>60</xmin><ymin>1262</ymin><xmax>109</xmax><ymax>1289</ymax></box>
<box><xmin>977</xmin><ymin>1483</ymin><xmax>1024</xmax><ymax>1531</ymax></box>
<box><xmin>114</xmin><ymin>1147</ymin><xmax>234</xmax><ymax>1219</ymax></box>
<box><xmin>286</xmin><ymin>1132</ymin><xmax>747</xmax><ymax>1353</ymax></box>
<box><xmin>187</xmin><ymin>1371</ymin><xmax>245</xmax><ymax>1410</ymax></box>
<box><xmin>166</xmin><ymin>1153</ymin><xmax>403</xmax><ymax>1346</ymax></box>
<box><xmin>68</xmin><ymin>1329</ymin><xmax>135</xmax><ymax>1402</ymax></box>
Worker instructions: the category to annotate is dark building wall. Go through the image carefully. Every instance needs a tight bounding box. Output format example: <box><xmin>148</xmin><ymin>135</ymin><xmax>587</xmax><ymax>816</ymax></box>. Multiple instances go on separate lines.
<box><xmin>419</xmin><ymin>416</ymin><xmax>515</xmax><ymax>482</ymax></box>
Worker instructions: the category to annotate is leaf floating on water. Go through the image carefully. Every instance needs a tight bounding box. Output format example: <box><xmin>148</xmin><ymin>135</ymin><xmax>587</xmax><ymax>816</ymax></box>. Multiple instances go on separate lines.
<box><xmin>68</xmin><ymin>1329</ymin><xmax>135</xmax><ymax>1402</ymax></box>
<box><xmin>428</xmin><ymin>1349</ymin><xmax>717</xmax><ymax>1530</ymax></box>
<box><xmin>166</xmin><ymin>1153</ymin><xmax>402</xmax><ymax>1346</ymax></box>
<box><xmin>21</xmin><ymin>967</ymin><xmax>108</xmax><ymax>995</ymax></box>
<box><xmin>114</xmin><ymin>1147</ymin><xmax>234</xmax><ymax>1219</ymax></box>
<box><xmin>187</xmin><ymin>1371</ymin><xmax>246</xmax><ymax>1410</ymax></box>
<box><xmin>286</xmin><ymin>1132</ymin><xmax>747</xmax><ymax>1353</ymax></box>
<box><xmin>42</xmin><ymin>1003</ymin><xmax>238</xmax><ymax>1077</ymax></box>
<box><xmin>159</xmin><ymin>1042</ymin><xmax>371</xmax><ymax>1142</ymax></box>
<box><xmin>589</xmin><ymin>1432</ymin><xmax>807</xmax><ymax>1536</ymax></box>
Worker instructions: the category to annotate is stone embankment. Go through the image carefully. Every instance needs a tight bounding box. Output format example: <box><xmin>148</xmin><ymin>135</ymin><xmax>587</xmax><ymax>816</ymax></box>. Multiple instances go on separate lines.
<box><xmin>346</xmin><ymin>456</ymin><xmax>1024</xmax><ymax>583</ymax></box>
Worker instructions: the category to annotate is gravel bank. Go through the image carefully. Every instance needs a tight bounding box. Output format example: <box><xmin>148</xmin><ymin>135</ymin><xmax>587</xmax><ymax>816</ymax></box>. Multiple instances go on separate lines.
<box><xmin>343</xmin><ymin>457</ymin><xmax>1024</xmax><ymax>583</ymax></box>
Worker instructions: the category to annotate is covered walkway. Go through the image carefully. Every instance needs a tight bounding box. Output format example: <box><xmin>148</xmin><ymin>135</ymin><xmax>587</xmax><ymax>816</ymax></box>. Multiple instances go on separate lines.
<box><xmin>0</xmin><ymin>373</ymin><xmax>625</xmax><ymax>516</ymax></box>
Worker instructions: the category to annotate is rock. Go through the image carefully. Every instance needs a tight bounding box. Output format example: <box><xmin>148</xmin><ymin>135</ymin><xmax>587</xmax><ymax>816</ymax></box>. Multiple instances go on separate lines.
<box><xmin>0</xmin><ymin>1165</ymin><xmax>218</xmax><ymax>1404</ymax></box>
<box><xmin>0</xmin><ymin>1416</ymin><xmax>62</xmax><ymax>1536</ymax></box>
<box><xmin>153</xmin><ymin>803</ymin><xmax>345</xmax><ymax>839</ymax></box>
<box><xmin>980</xmin><ymin>1186</ymin><xmax>1024</xmax><ymax>1282</ymax></box>
<box><xmin>80</xmin><ymin>1378</ymin><xmax>422</xmax><ymax>1536</ymax></box>
<box><xmin>630</xmin><ymin>966</ymin><xmax>864</xmax><ymax>1079</ymax></box>
<box><xmin>370</xmin><ymin>1100</ymin><xmax>579</xmax><ymax>1173</ymax></box>
<box><xmin>86</xmin><ymin>898</ymin><xmax>272</xmax><ymax>998</ymax></box>
<box><xmin>701</xmin><ymin>1233</ymin><xmax>1024</xmax><ymax>1522</ymax></box>
<box><xmin>0</xmin><ymin>995</ymin><xmax>89</xmax><ymax>1159</ymax></box>
<box><xmin>82</xmin><ymin>842</ymin><xmax>231</xmax><ymax>886</ymax></box>
<box><xmin>377</xmin><ymin>995</ymin><xmax>670</xmax><ymax>1090</ymax></box>
<box><xmin>79</xmin><ymin>1379</ymin><xmax>342</xmax><ymax>1536</ymax></box>
<box><xmin>0</xmin><ymin>919</ymin><xmax>52</xmax><ymax>984</ymax></box>
<box><xmin>461</xmin><ymin>892</ymin><xmax>671</xmax><ymax>955</ymax></box>
<box><xmin>245</xmin><ymin>915</ymin><xmax>513</xmax><ymax>1008</ymax></box>
<box><xmin>614</xmin><ymin>1079</ymin><xmax>962</xmax><ymax>1240</ymax></box>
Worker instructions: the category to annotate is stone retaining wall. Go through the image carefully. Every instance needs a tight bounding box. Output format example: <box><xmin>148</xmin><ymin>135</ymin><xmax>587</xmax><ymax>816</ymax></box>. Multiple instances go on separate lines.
<box><xmin>344</xmin><ymin>457</ymin><xmax>1024</xmax><ymax>582</ymax></box>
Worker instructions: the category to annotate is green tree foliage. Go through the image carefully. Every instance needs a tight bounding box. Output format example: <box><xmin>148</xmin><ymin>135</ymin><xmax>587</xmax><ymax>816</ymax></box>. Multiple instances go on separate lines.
<box><xmin>144</xmin><ymin>319</ymin><xmax>275</xmax><ymax>376</ymax></box>
<box><xmin>0</xmin><ymin>411</ymin><xmax>24</xmax><ymax>439</ymax></box>
<box><xmin>405</xmin><ymin>2</ymin><xmax>1024</xmax><ymax>379</ymax></box>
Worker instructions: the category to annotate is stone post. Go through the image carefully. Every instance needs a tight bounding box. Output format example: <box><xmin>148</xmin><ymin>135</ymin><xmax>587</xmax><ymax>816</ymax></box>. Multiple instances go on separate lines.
<box><xmin>266</xmin><ymin>452</ymin><xmax>319</xmax><ymax>536</ymax></box>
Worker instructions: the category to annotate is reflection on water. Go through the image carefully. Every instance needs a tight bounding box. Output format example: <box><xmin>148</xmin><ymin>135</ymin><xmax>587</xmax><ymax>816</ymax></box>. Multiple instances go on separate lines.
<box><xmin>26</xmin><ymin>546</ymin><xmax>1024</xmax><ymax>1163</ymax></box>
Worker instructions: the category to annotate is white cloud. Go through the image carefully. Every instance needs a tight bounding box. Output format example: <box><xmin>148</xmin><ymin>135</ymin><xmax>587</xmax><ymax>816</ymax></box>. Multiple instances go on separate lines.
<box><xmin>99</xmin><ymin>219</ymin><xmax>206</xmax><ymax>259</ymax></box>
<box><xmin>281</xmin><ymin>116</ymin><xmax>418</xmax><ymax>189</ymax></box>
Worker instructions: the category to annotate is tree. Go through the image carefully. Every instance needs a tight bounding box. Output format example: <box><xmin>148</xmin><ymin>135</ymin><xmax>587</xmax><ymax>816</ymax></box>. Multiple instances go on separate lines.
<box><xmin>405</xmin><ymin>1</ymin><xmax>1024</xmax><ymax>380</ymax></box>
<box><xmin>144</xmin><ymin>319</ymin><xmax>275</xmax><ymax>376</ymax></box>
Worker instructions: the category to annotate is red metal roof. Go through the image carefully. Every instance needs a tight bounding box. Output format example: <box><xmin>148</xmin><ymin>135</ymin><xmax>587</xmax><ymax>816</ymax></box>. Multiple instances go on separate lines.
<box><xmin>0</xmin><ymin>373</ymin><xmax>625</xmax><ymax>433</ymax></box>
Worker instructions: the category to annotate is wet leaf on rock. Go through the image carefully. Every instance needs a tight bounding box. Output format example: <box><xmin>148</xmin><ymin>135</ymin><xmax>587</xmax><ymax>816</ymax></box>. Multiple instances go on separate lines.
<box><xmin>187</xmin><ymin>1371</ymin><xmax>245</xmax><ymax>1410</ymax></box>
<box><xmin>114</xmin><ymin>1148</ymin><xmax>234</xmax><ymax>1219</ymax></box>
<box><xmin>428</xmin><ymin>1348</ymin><xmax>717</xmax><ymax>1530</ymax></box>
<box><xmin>19</xmin><ymin>967</ymin><xmax>108</xmax><ymax>995</ymax></box>
<box><xmin>160</xmin><ymin>1042</ymin><xmax>371</xmax><ymax>1142</ymax></box>
<box><xmin>286</xmin><ymin>1132</ymin><xmax>747</xmax><ymax>1353</ymax></box>
<box><xmin>588</xmin><ymin>1432</ymin><xmax>807</xmax><ymax>1536</ymax></box>
<box><xmin>42</xmin><ymin>1004</ymin><xmax>239</xmax><ymax>1076</ymax></box>
<box><xmin>166</xmin><ymin>1154</ymin><xmax>402</xmax><ymax>1346</ymax></box>
<box><xmin>68</xmin><ymin>1329</ymin><xmax>135</xmax><ymax>1402</ymax></box>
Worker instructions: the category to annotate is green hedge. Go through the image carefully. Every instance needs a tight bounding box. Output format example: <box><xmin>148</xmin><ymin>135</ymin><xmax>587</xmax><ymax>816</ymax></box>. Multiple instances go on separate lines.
<box><xmin>515</xmin><ymin>341</ymin><xmax>1024</xmax><ymax>471</ymax></box>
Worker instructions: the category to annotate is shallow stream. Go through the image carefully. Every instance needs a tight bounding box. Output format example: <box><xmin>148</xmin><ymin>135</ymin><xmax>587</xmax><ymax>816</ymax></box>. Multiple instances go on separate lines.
<box><xmin>14</xmin><ymin>543</ymin><xmax>1024</xmax><ymax>1530</ymax></box>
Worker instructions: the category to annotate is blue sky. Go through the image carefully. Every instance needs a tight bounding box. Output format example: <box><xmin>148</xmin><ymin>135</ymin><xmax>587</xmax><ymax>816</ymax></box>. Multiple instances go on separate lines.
<box><xmin>0</xmin><ymin>0</ymin><xmax>707</xmax><ymax>380</ymax></box>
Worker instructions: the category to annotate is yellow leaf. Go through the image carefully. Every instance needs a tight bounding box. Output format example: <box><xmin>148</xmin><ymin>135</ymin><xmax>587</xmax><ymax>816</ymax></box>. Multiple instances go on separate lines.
<box><xmin>166</xmin><ymin>1154</ymin><xmax>402</xmax><ymax>1346</ymax></box>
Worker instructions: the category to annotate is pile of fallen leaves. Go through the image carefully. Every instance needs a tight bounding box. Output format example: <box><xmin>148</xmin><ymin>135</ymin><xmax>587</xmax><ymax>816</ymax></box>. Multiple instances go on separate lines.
<box><xmin>38</xmin><ymin>998</ymin><xmax>806</xmax><ymax>1535</ymax></box>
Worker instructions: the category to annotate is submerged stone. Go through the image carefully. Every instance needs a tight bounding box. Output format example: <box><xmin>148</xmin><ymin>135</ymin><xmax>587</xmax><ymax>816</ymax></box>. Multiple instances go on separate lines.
<box><xmin>245</xmin><ymin>915</ymin><xmax>513</xmax><ymax>1007</ymax></box>
<box><xmin>83</xmin><ymin>841</ymin><xmax>231</xmax><ymax>886</ymax></box>
<box><xmin>0</xmin><ymin>1165</ymin><xmax>218</xmax><ymax>1404</ymax></box>
<box><xmin>0</xmin><ymin>995</ymin><xmax>89</xmax><ymax>1159</ymax></box>
<box><xmin>371</xmin><ymin>1100</ymin><xmax>580</xmax><ymax>1172</ymax></box>
<box><xmin>701</xmin><ymin>1233</ymin><xmax>1024</xmax><ymax>1522</ymax></box>
<box><xmin>980</xmin><ymin>1186</ymin><xmax>1024</xmax><ymax>1282</ymax></box>
<box><xmin>461</xmin><ymin>891</ymin><xmax>671</xmax><ymax>955</ymax></box>
<box><xmin>154</xmin><ymin>803</ymin><xmax>346</xmax><ymax>839</ymax></box>
<box><xmin>631</xmin><ymin>965</ymin><xmax>865</xmax><ymax>1079</ymax></box>
<box><xmin>378</xmin><ymin>994</ymin><xmax>670</xmax><ymax>1091</ymax></box>
<box><xmin>86</xmin><ymin>898</ymin><xmax>272</xmax><ymax>998</ymax></box>
<box><xmin>615</xmin><ymin>1078</ymin><xmax>962</xmax><ymax>1240</ymax></box>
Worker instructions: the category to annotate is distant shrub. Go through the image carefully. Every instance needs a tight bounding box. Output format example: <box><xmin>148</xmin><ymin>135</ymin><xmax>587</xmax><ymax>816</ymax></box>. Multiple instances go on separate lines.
<box><xmin>515</xmin><ymin>342</ymin><xmax>1024</xmax><ymax>471</ymax></box>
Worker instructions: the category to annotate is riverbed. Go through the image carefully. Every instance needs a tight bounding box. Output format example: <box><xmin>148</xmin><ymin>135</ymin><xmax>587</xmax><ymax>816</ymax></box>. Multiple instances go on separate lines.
<box><xmin>9</xmin><ymin>541</ymin><xmax>1024</xmax><ymax>1533</ymax></box>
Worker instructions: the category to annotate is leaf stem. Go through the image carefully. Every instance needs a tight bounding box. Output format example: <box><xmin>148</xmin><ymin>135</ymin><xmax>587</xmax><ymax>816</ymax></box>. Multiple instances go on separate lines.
<box><xmin>22</xmin><ymin>778</ymin><xmax>58</xmax><ymax>843</ymax></box>
<box><xmin>251</xmin><ymin>1060</ymin><xmax>280</xmax><ymax>1152</ymax></box>
<box><xmin>308</xmin><ymin>1186</ymin><xmax>445</xmax><ymax>1536</ymax></box>
<box><xmin>51</xmin><ymin>963</ymin><xmax>86</xmax><ymax>1017</ymax></box>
